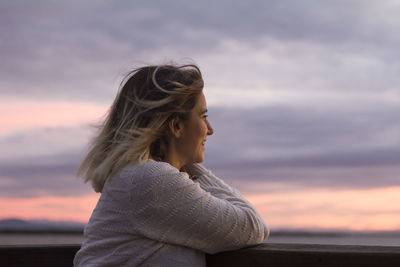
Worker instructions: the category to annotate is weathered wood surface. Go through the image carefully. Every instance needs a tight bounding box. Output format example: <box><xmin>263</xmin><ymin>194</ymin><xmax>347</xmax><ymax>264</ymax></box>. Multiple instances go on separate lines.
<box><xmin>206</xmin><ymin>243</ymin><xmax>400</xmax><ymax>267</ymax></box>
<box><xmin>0</xmin><ymin>245</ymin><xmax>79</xmax><ymax>267</ymax></box>
<box><xmin>1</xmin><ymin>243</ymin><xmax>400</xmax><ymax>267</ymax></box>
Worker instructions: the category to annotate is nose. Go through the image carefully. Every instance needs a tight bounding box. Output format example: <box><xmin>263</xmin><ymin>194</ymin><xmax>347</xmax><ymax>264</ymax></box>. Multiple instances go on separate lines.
<box><xmin>206</xmin><ymin>119</ymin><xmax>214</xmax><ymax>136</ymax></box>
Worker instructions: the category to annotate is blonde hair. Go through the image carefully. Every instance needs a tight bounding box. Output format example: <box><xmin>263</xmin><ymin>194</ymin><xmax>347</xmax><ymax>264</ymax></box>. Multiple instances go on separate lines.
<box><xmin>78</xmin><ymin>64</ymin><xmax>203</xmax><ymax>192</ymax></box>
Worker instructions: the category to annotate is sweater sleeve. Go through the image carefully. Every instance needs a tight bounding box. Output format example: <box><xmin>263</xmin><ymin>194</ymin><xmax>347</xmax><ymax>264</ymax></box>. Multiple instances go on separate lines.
<box><xmin>184</xmin><ymin>163</ymin><xmax>249</xmax><ymax>200</ymax></box>
<box><xmin>126</xmin><ymin>162</ymin><xmax>269</xmax><ymax>254</ymax></box>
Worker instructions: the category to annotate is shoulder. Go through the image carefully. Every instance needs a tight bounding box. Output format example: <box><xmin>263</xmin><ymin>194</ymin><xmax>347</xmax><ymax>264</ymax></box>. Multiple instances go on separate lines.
<box><xmin>121</xmin><ymin>160</ymin><xmax>189</xmax><ymax>181</ymax></box>
<box><xmin>118</xmin><ymin>161</ymin><xmax>193</xmax><ymax>199</ymax></box>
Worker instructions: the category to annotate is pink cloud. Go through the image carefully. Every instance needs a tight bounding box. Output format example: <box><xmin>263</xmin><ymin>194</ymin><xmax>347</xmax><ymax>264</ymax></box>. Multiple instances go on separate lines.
<box><xmin>0</xmin><ymin>101</ymin><xmax>108</xmax><ymax>134</ymax></box>
<box><xmin>1</xmin><ymin>186</ymin><xmax>400</xmax><ymax>231</ymax></box>
<box><xmin>245</xmin><ymin>186</ymin><xmax>400</xmax><ymax>231</ymax></box>
<box><xmin>0</xmin><ymin>194</ymin><xmax>99</xmax><ymax>223</ymax></box>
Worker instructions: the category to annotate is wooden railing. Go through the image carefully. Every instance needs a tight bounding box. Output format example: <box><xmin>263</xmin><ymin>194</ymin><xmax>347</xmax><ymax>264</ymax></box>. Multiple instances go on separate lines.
<box><xmin>1</xmin><ymin>243</ymin><xmax>400</xmax><ymax>266</ymax></box>
<box><xmin>206</xmin><ymin>243</ymin><xmax>400</xmax><ymax>266</ymax></box>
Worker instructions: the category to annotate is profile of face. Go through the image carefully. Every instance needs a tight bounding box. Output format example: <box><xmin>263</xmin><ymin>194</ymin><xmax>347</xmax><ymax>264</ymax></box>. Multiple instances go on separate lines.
<box><xmin>167</xmin><ymin>92</ymin><xmax>214</xmax><ymax>169</ymax></box>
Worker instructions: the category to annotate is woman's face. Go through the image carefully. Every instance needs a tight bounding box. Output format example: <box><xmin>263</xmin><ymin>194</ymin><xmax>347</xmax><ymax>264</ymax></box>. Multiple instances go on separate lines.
<box><xmin>177</xmin><ymin>92</ymin><xmax>214</xmax><ymax>166</ymax></box>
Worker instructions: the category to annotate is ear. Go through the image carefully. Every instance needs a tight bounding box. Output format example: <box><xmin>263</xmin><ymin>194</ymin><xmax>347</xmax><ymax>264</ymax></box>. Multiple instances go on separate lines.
<box><xmin>168</xmin><ymin>116</ymin><xmax>184</xmax><ymax>138</ymax></box>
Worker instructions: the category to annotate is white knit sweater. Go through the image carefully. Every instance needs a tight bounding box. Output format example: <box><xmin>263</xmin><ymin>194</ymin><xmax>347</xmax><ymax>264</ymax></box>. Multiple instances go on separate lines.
<box><xmin>74</xmin><ymin>161</ymin><xmax>269</xmax><ymax>266</ymax></box>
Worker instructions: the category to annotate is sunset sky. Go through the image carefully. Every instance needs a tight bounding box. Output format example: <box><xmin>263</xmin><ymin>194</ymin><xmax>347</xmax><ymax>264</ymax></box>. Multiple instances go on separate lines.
<box><xmin>1</xmin><ymin>0</ymin><xmax>399</xmax><ymax>231</ymax></box>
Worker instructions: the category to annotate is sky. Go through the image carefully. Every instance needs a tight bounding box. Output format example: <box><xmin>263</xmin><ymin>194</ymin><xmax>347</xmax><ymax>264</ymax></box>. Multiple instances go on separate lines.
<box><xmin>1</xmin><ymin>0</ymin><xmax>400</xmax><ymax>231</ymax></box>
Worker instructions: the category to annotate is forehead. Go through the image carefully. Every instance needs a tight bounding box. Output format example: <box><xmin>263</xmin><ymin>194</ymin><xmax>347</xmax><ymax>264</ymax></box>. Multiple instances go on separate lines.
<box><xmin>195</xmin><ymin>92</ymin><xmax>207</xmax><ymax>110</ymax></box>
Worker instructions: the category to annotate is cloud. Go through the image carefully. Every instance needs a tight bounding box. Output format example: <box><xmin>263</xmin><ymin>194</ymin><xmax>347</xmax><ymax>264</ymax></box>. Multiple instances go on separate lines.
<box><xmin>0</xmin><ymin>125</ymin><xmax>94</xmax><ymax>161</ymax></box>
<box><xmin>0</xmin><ymin>160</ymin><xmax>90</xmax><ymax>198</ymax></box>
<box><xmin>0</xmin><ymin>126</ymin><xmax>93</xmax><ymax>198</ymax></box>
<box><xmin>1</xmin><ymin>0</ymin><xmax>399</xmax><ymax>199</ymax></box>
<box><xmin>0</xmin><ymin>194</ymin><xmax>99</xmax><ymax>222</ymax></box>
<box><xmin>204</xmin><ymin>105</ymin><xmax>400</xmax><ymax>163</ymax></box>
<box><xmin>1</xmin><ymin>101</ymin><xmax>398</xmax><ymax>198</ymax></box>
<box><xmin>203</xmin><ymin>104</ymin><xmax>400</xmax><ymax>190</ymax></box>
<box><xmin>2</xmin><ymin>0</ymin><xmax>400</xmax><ymax>102</ymax></box>
<box><xmin>0</xmin><ymin>101</ymin><xmax>107</xmax><ymax>135</ymax></box>
<box><xmin>246</xmin><ymin>186</ymin><xmax>400</xmax><ymax>230</ymax></box>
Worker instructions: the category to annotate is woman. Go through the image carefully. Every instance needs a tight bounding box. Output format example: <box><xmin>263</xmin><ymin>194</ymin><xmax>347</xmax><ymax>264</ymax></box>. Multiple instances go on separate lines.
<box><xmin>74</xmin><ymin>64</ymin><xmax>269</xmax><ymax>266</ymax></box>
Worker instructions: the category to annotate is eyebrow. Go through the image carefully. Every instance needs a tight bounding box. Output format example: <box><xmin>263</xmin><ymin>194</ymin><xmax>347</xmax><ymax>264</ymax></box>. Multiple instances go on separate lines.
<box><xmin>200</xmin><ymin>108</ymin><xmax>208</xmax><ymax>114</ymax></box>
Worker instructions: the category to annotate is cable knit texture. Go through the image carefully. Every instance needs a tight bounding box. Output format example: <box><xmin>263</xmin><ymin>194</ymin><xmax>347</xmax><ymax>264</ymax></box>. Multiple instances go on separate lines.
<box><xmin>74</xmin><ymin>161</ymin><xmax>269</xmax><ymax>266</ymax></box>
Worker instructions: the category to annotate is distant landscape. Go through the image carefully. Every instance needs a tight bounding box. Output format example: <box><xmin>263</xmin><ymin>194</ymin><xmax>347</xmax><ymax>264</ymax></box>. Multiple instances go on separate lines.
<box><xmin>2</xmin><ymin>218</ymin><xmax>400</xmax><ymax>237</ymax></box>
<box><xmin>1</xmin><ymin>218</ymin><xmax>400</xmax><ymax>247</ymax></box>
<box><xmin>0</xmin><ymin>218</ymin><xmax>85</xmax><ymax>233</ymax></box>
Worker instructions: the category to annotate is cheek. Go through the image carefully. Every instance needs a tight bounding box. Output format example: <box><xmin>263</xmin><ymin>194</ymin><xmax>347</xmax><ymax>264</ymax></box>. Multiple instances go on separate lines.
<box><xmin>186</xmin><ymin>119</ymin><xmax>207</xmax><ymax>148</ymax></box>
<box><xmin>201</xmin><ymin>121</ymin><xmax>208</xmax><ymax>134</ymax></box>
<box><xmin>199</xmin><ymin>123</ymin><xmax>207</xmax><ymax>140</ymax></box>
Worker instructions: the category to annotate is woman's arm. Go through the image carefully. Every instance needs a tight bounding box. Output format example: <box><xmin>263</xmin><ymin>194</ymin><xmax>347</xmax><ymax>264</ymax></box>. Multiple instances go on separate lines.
<box><xmin>184</xmin><ymin>163</ymin><xmax>250</xmax><ymax>200</ymax></box>
<box><xmin>125</xmin><ymin>162</ymin><xmax>269</xmax><ymax>254</ymax></box>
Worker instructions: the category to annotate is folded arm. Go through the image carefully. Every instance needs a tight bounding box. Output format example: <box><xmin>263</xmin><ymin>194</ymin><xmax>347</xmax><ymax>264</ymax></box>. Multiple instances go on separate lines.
<box><xmin>127</xmin><ymin>162</ymin><xmax>269</xmax><ymax>254</ymax></box>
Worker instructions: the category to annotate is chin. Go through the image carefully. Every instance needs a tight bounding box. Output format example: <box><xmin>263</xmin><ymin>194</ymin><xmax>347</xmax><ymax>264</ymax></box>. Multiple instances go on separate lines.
<box><xmin>194</xmin><ymin>155</ymin><xmax>204</xmax><ymax>163</ymax></box>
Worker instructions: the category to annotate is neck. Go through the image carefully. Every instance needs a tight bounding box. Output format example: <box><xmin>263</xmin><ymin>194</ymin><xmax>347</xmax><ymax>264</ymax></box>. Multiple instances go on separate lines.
<box><xmin>163</xmin><ymin>142</ymin><xmax>185</xmax><ymax>170</ymax></box>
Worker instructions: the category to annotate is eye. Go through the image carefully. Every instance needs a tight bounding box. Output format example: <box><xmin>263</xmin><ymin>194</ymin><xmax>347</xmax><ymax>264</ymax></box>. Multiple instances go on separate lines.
<box><xmin>203</xmin><ymin>114</ymin><xmax>208</xmax><ymax>119</ymax></box>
